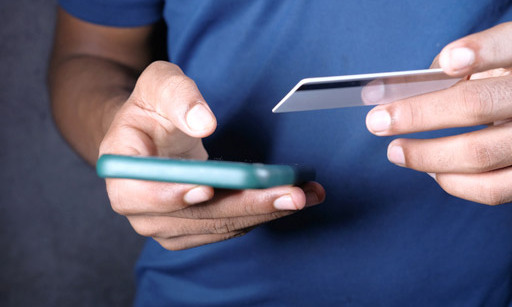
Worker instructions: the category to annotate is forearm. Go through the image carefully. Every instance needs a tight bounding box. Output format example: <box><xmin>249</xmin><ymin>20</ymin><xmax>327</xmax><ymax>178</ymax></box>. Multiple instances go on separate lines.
<box><xmin>48</xmin><ymin>8</ymin><xmax>155</xmax><ymax>165</ymax></box>
<box><xmin>49</xmin><ymin>55</ymin><xmax>139</xmax><ymax>164</ymax></box>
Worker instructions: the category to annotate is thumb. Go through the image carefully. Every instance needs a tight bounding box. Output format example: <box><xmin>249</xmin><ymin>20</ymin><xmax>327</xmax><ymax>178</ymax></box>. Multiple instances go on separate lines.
<box><xmin>133</xmin><ymin>61</ymin><xmax>217</xmax><ymax>138</ymax></box>
<box><xmin>429</xmin><ymin>53</ymin><xmax>441</xmax><ymax>69</ymax></box>
<box><xmin>438</xmin><ymin>22</ymin><xmax>512</xmax><ymax>77</ymax></box>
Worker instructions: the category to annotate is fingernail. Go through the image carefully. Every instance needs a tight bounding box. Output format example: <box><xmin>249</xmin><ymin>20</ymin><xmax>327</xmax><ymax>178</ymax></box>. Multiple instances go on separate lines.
<box><xmin>440</xmin><ymin>47</ymin><xmax>475</xmax><ymax>71</ymax></box>
<box><xmin>186</xmin><ymin>103</ymin><xmax>214</xmax><ymax>132</ymax></box>
<box><xmin>367</xmin><ymin>110</ymin><xmax>391</xmax><ymax>133</ymax></box>
<box><xmin>184</xmin><ymin>186</ymin><xmax>211</xmax><ymax>204</ymax></box>
<box><xmin>427</xmin><ymin>173</ymin><xmax>437</xmax><ymax>180</ymax></box>
<box><xmin>388</xmin><ymin>145</ymin><xmax>405</xmax><ymax>166</ymax></box>
<box><xmin>362</xmin><ymin>80</ymin><xmax>385</xmax><ymax>104</ymax></box>
<box><xmin>273</xmin><ymin>194</ymin><xmax>298</xmax><ymax>210</ymax></box>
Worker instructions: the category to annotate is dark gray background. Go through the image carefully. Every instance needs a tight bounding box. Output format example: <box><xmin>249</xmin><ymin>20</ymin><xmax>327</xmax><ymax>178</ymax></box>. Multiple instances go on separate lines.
<box><xmin>1</xmin><ymin>1</ymin><xmax>145</xmax><ymax>306</ymax></box>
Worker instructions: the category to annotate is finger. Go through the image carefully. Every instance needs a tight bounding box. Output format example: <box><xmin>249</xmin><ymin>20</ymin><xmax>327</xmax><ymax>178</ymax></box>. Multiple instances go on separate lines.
<box><xmin>361</xmin><ymin>72</ymin><xmax>459</xmax><ymax>106</ymax></box>
<box><xmin>99</xmin><ymin>108</ymin><xmax>209</xmax><ymax>159</ymax></box>
<box><xmin>168</xmin><ymin>181</ymin><xmax>325</xmax><ymax>219</ymax></box>
<box><xmin>366</xmin><ymin>75</ymin><xmax>512</xmax><ymax>136</ymax></box>
<box><xmin>106</xmin><ymin>178</ymin><xmax>214</xmax><ymax>215</ymax></box>
<box><xmin>431</xmin><ymin>167</ymin><xmax>512</xmax><ymax>206</ymax></box>
<box><xmin>429</xmin><ymin>54</ymin><xmax>441</xmax><ymax>69</ymax></box>
<box><xmin>154</xmin><ymin>230</ymin><xmax>250</xmax><ymax>251</ymax></box>
<box><xmin>98</xmin><ymin>62</ymin><xmax>213</xmax><ymax>159</ymax></box>
<box><xmin>439</xmin><ymin>22</ymin><xmax>512</xmax><ymax>76</ymax></box>
<box><xmin>387</xmin><ymin>123</ymin><xmax>512</xmax><ymax>173</ymax></box>
<box><xmin>132</xmin><ymin>61</ymin><xmax>217</xmax><ymax>138</ymax></box>
<box><xmin>128</xmin><ymin>210</ymin><xmax>294</xmax><ymax>238</ymax></box>
<box><xmin>361</xmin><ymin>79</ymin><xmax>386</xmax><ymax>105</ymax></box>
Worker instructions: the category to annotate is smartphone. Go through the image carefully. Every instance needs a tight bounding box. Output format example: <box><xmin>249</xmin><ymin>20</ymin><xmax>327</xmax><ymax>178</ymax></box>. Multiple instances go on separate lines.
<box><xmin>96</xmin><ymin>154</ymin><xmax>315</xmax><ymax>189</ymax></box>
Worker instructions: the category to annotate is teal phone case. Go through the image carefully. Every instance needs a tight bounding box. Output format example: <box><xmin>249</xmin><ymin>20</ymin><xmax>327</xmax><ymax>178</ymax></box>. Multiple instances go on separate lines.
<box><xmin>96</xmin><ymin>155</ymin><xmax>315</xmax><ymax>189</ymax></box>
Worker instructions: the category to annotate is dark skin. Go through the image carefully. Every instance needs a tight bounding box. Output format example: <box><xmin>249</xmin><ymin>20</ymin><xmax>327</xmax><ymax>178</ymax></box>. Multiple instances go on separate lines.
<box><xmin>49</xmin><ymin>8</ymin><xmax>326</xmax><ymax>250</ymax></box>
<box><xmin>49</xmin><ymin>8</ymin><xmax>153</xmax><ymax>163</ymax></box>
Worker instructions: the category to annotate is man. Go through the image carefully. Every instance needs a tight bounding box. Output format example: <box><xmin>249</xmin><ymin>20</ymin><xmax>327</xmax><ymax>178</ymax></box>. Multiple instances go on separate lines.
<box><xmin>50</xmin><ymin>0</ymin><xmax>512</xmax><ymax>305</ymax></box>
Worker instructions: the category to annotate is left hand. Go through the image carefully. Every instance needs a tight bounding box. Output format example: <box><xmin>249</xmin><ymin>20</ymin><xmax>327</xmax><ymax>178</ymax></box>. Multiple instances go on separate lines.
<box><xmin>365</xmin><ymin>22</ymin><xmax>512</xmax><ymax>205</ymax></box>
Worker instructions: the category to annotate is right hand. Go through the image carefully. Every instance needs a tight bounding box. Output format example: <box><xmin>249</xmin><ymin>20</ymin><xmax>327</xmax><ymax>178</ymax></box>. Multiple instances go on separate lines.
<box><xmin>99</xmin><ymin>61</ymin><xmax>326</xmax><ymax>250</ymax></box>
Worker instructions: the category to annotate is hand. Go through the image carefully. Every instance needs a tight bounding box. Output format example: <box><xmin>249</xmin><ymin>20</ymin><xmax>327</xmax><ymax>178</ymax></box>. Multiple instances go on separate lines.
<box><xmin>99</xmin><ymin>61</ymin><xmax>325</xmax><ymax>250</ymax></box>
<box><xmin>365</xmin><ymin>22</ymin><xmax>512</xmax><ymax>205</ymax></box>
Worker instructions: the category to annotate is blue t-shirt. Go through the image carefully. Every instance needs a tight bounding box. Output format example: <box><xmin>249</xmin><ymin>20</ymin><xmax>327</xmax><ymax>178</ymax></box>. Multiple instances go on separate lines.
<box><xmin>60</xmin><ymin>1</ymin><xmax>512</xmax><ymax>306</ymax></box>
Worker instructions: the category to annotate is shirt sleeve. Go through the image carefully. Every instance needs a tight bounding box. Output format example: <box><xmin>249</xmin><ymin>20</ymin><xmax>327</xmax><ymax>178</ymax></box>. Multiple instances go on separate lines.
<box><xmin>497</xmin><ymin>2</ymin><xmax>512</xmax><ymax>23</ymax></box>
<box><xmin>58</xmin><ymin>0</ymin><xmax>164</xmax><ymax>27</ymax></box>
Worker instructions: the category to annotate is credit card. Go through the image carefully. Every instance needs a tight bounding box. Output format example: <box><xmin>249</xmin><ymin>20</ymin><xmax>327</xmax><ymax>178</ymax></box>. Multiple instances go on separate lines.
<box><xmin>272</xmin><ymin>68</ymin><xmax>460</xmax><ymax>113</ymax></box>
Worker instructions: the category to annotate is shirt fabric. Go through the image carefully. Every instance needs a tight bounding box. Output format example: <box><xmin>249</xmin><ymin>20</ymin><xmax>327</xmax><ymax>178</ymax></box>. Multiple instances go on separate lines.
<box><xmin>60</xmin><ymin>1</ymin><xmax>512</xmax><ymax>306</ymax></box>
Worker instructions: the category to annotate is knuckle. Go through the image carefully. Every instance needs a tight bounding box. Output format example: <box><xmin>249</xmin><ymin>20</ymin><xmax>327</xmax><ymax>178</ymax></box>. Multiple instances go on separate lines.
<box><xmin>139</xmin><ymin>61</ymin><xmax>168</xmax><ymax>85</ymax></box>
<box><xmin>211</xmin><ymin>218</ymin><xmax>237</xmax><ymax>234</ymax></box>
<box><xmin>163</xmin><ymin>74</ymin><xmax>196</xmax><ymax>96</ymax></box>
<box><xmin>459</xmin><ymin>82</ymin><xmax>495</xmax><ymax>121</ymax></box>
<box><xmin>154</xmin><ymin>74</ymin><xmax>198</xmax><ymax>115</ymax></box>
<box><xmin>131</xmin><ymin>217</ymin><xmax>188</xmax><ymax>238</ymax></box>
<box><xmin>145</xmin><ymin>60</ymin><xmax>166</xmax><ymax>73</ymax></box>
<box><xmin>157</xmin><ymin>238</ymin><xmax>187</xmax><ymax>251</ymax></box>
<box><xmin>242</xmin><ymin>203</ymin><xmax>255</xmax><ymax>216</ymax></box>
<box><xmin>436</xmin><ymin>175</ymin><xmax>508</xmax><ymax>206</ymax></box>
<box><xmin>464</xmin><ymin>139</ymin><xmax>494</xmax><ymax>172</ymax></box>
<box><xmin>145</xmin><ymin>61</ymin><xmax>181</xmax><ymax>76</ymax></box>
<box><xmin>109</xmin><ymin>201</ymin><xmax>127</xmax><ymax>215</ymax></box>
<box><xmin>242</xmin><ymin>194</ymin><xmax>261</xmax><ymax>216</ymax></box>
<box><xmin>107</xmin><ymin>185</ymin><xmax>130</xmax><ymax>215</ymax></box>
<box><xmin>480</xmin><ymin>183</ymin><xmax>506</xmax><ymax>206</ymax></box>
<box><xmin>130</xmin><ymin>219</ymin><xmax>158</xmax><ymax>237</ymax></box>
<box><xmin>395</xmin><ymin>100</ymin><xmax>425</xmax><ymax>131</ymax></box>
<box><xmin>134</xmin><ymin>226</ymin><xmax>157</xmax><ymax>238</ymax></box>
<box><xmin>464</xmin><ymin>137</ymin><xmax>509</xmax><ymax>172</ymax></box>
<box><xmin>137</xmin><ymin>61</ymin><xmax>194</xmax><ymax>103</ymax></box>
<box><xmin>181</xmin><ymin>206</ymin><xmax>203</xmax><ymax>220</ymax></box>
<box><xmin>171</xmin><ymin>222</ymin><xmax>194</xmax><ymax>237</ymax></box>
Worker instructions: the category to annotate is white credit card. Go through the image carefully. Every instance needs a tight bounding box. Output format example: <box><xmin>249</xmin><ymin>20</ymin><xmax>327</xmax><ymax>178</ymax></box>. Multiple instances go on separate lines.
<box><xmin>272</xmin><ymin>68</ymin><xmax>460</xmax><ymax>113</ymax></box>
